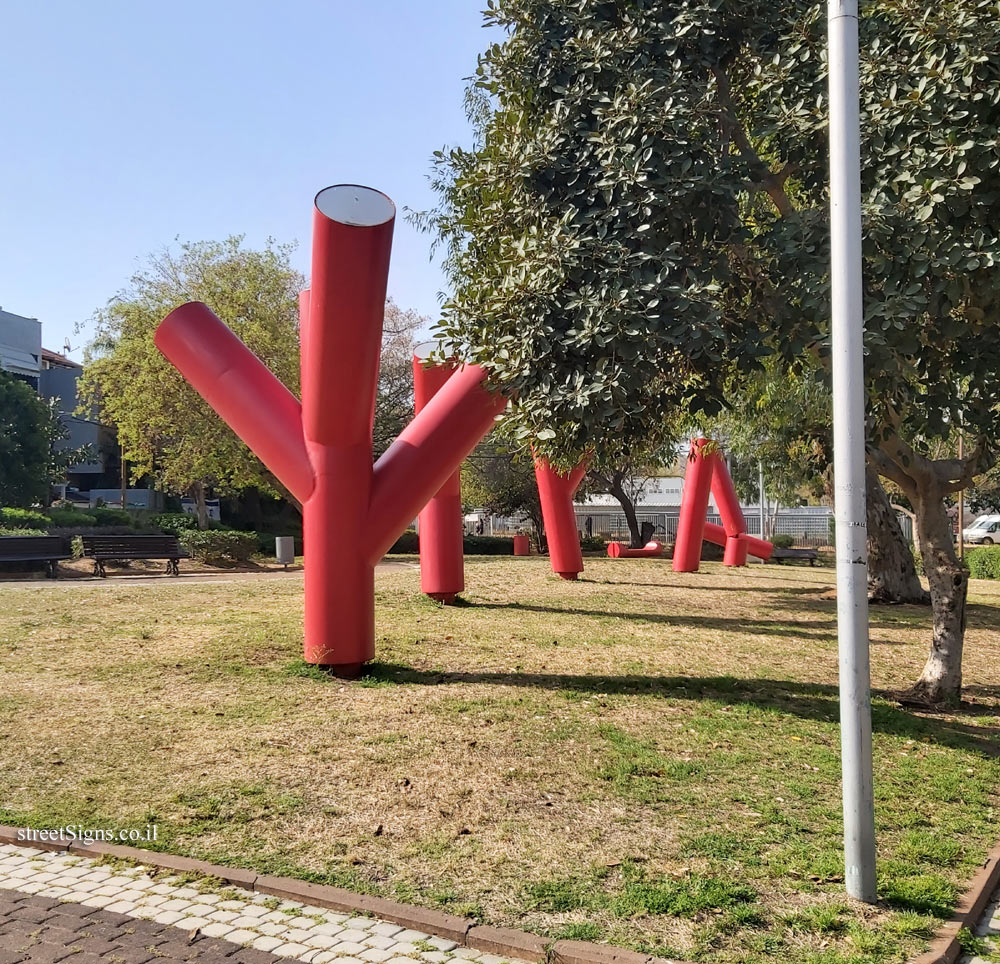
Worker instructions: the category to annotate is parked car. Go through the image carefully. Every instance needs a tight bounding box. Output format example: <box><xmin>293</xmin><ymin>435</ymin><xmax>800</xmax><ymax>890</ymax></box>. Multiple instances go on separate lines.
<box><xmin>962</xmin><ymin>514</ymin><xmax>1000</xmax><ymax>545</ymax></box>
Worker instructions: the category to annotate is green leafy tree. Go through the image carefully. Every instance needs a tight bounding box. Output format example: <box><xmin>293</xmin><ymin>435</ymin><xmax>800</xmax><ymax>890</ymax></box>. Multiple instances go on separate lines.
<box><xmin>423</xmin><ymin>0</ymin><xmax>998</xmax><ymax>702</ymax></box>
<box><xmin>79</xmin><ymin>237</ymin><xmax>305</xmax><ymax>527</ymax></box>
<box><xmin>0</xmin><ymin>372</ymin><xmax>77</xmax><ymax>508</ymax></box>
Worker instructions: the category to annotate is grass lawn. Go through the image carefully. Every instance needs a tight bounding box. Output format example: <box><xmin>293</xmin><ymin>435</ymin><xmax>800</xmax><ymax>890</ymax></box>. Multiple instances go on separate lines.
<box><xmin>0</xmin><ymin>557</ymin><xmax>997</xmax><ymax>963</ymax></box>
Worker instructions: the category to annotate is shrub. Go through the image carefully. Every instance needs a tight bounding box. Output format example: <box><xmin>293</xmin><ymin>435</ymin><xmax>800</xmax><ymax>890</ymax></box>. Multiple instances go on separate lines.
<box><xmin>464</xmin><ymin>534</ymin><xmax>514</xmax><ymax>554</ymax></box>
<box><xmin>771</xmin><ymin>534</ymin><xmax>795</xmax><ymax>549</ymax></box>
<box><xmin>0</xmin><ymin>507</ymin><xmax>50</xmax><ymax>529</ymax></box>
<box><xmin>45</xmin><ymin>508</ymin><xmax>97</xmax><ymax>527</ymax></box>
<box><xmin>580</xmin><ymin>535</ymin><xmax>607</xmax><ymax>551</ymax></box>
<box><xmin>152</xmin><ymin>512</ymin><xmax>200</xmax><ymax>534</ymax></box>
<box><xmin>0</xmin><ymin>526</ymin><xmax>47</xmax><ymax>537</ymax></box>
<box><xmin>387</xmin><ymin>530</ymin><xmax>419</xmax><ymax>554</ymax></box>
<box><xmin>965</xmin><ymin>546</ymin><xmax>1000</xmax><ymax>580</ymax></box>
<box><xmin>179</xmin><ymin>529</ymin><xmax>258</xmax><ymax>565</ymax></box>
<box><xmin>386</xmin><ymin>531</ymin><xmax>515</xmax><ymax>555</ymax></box>
<box><xmin>88</xmin><ymin>507</ymin><xmax>132</xmax><ymax>527</ymax></box>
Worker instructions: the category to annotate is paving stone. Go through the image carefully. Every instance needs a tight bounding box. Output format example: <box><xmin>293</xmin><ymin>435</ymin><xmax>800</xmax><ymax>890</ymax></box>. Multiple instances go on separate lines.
<box><xmin>0</xmin><ymin>843</ymin><xmax>540</xmax><ymax>964</ymax></box>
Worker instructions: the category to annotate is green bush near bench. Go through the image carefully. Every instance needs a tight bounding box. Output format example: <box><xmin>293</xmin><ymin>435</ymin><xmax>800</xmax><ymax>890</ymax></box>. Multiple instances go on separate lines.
<box><xmin>966</xmin><ymin>546</ymin><xmax>1000</xmax><ymax>580</ymax></box>
<box><xmin>179</xmin><ymin>529</ymin><xmax>259</xmax><ymax>565</ymax></box>
<box><xmin>0</xmin><ymin>508</ymin><xmax>51</xmax><ymax>529</ymax></box>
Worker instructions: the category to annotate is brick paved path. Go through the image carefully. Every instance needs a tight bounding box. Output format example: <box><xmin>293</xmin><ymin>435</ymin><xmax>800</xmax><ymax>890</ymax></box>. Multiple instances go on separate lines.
<box><xmin>0</xmin><ymin>847</ymin><xmax>523</xmax><ymax>964</ymax></box>
<box><xmin>0</xmin><ymin>888</ymin><xmax>279</xmax><ymax>963</ymax></box>
<box><xmin>961</xmin><ymin>888</ymin><xmax>999</xmax><ymax>964</ymax></box>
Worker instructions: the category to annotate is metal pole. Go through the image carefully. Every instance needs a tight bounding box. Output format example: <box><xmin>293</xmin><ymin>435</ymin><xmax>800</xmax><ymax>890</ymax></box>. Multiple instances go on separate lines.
<box><xmin>758</xmin><ymin>460</ymin><xmax>766</xmax><ymax>553</ymax></box>
<box><xmin>828</xmin><ymin>0</ymin><xmax>877</xmax><ymax>902</ymax></box>
<box><xmin>958</xmin><ymin>434</ymin><xmax>965</xmax><ymax>559</ymax></box>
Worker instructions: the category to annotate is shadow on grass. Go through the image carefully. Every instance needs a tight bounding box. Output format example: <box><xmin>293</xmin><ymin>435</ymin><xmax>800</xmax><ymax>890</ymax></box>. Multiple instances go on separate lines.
<box><xmin>468</xmin><ymin>601</ymin><xmax>836</xmax><ymax>639</ymax></box>
<box><xmin>334</xmin><ymin>664</ymin><xmax>1000</xmax><ymax>758</ymax></box>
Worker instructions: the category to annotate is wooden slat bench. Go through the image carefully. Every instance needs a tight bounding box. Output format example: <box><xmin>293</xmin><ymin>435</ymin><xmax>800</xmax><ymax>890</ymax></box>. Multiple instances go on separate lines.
<box><xmin>80</xmin><ymin>534</ymin><xmax>189</xmax><ymax>577</ymax></box>
<box><xmin>0</xmin><ymin>535</ymin><xmax>71</xmax><ymax>578</ymax></box>
<box><xmin>770</xmin><ymin>547</ymin><xmax>819</xmax><ymax>566</ymax></box>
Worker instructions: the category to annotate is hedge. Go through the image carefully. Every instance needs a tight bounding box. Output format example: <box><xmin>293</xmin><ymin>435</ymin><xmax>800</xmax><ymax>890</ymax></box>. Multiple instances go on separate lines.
<box><xmin>771</xmin><ymin>534</ymin><xmax>795</xmax><ymax>549</ymax></box>
<box><xmin>45</xmin><ymin>508</ymin><xmax>98</xmax><ymax>527</ymax></box>
<box><xmin>966</xmin><ymin>546</ymin><xmax>1000</xmax><ymax>580</ymax></box>
<box><xmin>386</xmin><ymin>531</ymin><xmax>515</xmax><ymax>555</ymax></box>
<box><xmin>151</xmin><ymin>512</ymin><xmax>200</xmax><ymax>534</ymax></box>
<box><xmin>179</xmin><ymin>529</ymin><xmax>258</xmax><ymax>565</ymax></box>
<box><xmin>0</xmin><ymin>527</ymin><xmax>47</xmax><ymax>537</ymax></box>
<box><xmin>0</xmin><ymin>508</ymin><xmax>50</xmax><ymax>529</ymax></box>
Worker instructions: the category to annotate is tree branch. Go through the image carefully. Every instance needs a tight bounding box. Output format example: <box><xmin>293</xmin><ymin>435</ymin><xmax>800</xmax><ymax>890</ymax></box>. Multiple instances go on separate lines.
<box><xmin>712</xmin><ymin>65</ymin><xmax>796</xmax><ymax>218</ymax></box>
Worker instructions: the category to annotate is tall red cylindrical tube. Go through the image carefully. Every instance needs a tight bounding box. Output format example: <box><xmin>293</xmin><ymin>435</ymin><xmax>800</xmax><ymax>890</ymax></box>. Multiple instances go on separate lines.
<box><xmin>413</xmin><ymin>345</ymin><xmax>464</xmax><ymax>603</ymax></box>
<box><xmin>673</xmin><ymin>439</ymin><xmax>714</xmax><ymax>572</ymax></box>
<box><xmin>711</xmin><ymin>456</ymin><xmax>746</xmax><ymax>538</ymax></box>
<box><xmin>723</xmin><ymin>535</ymin><xmax>749</xmax><ymax>566</ymax></box>
<box><xmin>304</xmin><ymin>186</ymin><xmax>394</xmax><ymax>446</ymax></box>
<box><xmin>534</xmin><ymin>456</ymin><xmax>586</xmax><ymax>580</ymax></box>
<box><xmin>154</xmin><ymin>302</ymin><xmax>314</xmax><ymax>504</ymax></box>
<box><xmin>303</xmin><ymin>185</ymin><xmax>394</xmax><ymax>673</ymax></box>
<box><xmin>304</xmin><ymin>444</ymin><xmax>373</xmax><ymax>671</ymax></box>
<box><xmin>366</xmin><ymin>363</ymin><xmax>507</xmax><ymax>564</ymax></box>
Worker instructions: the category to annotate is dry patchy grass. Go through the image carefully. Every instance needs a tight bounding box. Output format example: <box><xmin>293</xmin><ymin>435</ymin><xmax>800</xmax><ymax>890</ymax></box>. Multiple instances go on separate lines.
<box><xmin>0</xmin><ymin>557</ymin><xmax>998</xmax><ymax>964</ymax></box>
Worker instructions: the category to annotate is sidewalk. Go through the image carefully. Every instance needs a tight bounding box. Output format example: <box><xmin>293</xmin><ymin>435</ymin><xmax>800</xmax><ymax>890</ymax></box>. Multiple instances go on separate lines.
<box><xmin>0</xmin><ymin>845</ymin><xmax>523</xmax><ymax>964</ymax></box>
<box><xmin>962</xmin><ymin>887</ymin><xmax>999</xmax><ymax>964</ymax></box>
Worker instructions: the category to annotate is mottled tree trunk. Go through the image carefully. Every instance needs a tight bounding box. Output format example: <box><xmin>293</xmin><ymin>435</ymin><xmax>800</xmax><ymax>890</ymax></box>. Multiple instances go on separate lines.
<box><xmin>866</xmin><ymin>463</ymin><xmax>928</xmax><ymax>605</ymax></box>
<box><xmin>908</xmin><ymin>480</ymin><xmax>967</xmax><ymax>704</ymax></box>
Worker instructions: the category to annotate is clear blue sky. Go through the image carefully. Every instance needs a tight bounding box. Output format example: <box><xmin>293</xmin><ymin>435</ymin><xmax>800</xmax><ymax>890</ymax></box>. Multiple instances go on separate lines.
<box><xmin>0</xmin><ymin>0</ymin><xmax>496</xmax><ymax>354</ymax></box>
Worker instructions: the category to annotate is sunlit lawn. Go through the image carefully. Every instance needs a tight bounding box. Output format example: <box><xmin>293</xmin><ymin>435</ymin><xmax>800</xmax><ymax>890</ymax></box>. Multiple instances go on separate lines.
<box><xmin>0</xmin><ymin>557</ymin><xmax>997</xmax><ymax>963</ymax></box>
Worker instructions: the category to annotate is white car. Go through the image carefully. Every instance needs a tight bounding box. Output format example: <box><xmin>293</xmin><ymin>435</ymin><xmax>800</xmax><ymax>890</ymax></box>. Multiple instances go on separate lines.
<box><xmin>963</xmin><ymin>514</ymin><xmax>1000</xmax><ymax>545</ymax></box>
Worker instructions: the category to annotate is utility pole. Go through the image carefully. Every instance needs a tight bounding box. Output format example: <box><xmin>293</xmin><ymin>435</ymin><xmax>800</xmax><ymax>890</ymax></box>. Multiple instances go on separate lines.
<box><xmin>828</xmin><ymin>0</ymin><xmax>877</xmax><ymax>902</ymax></box>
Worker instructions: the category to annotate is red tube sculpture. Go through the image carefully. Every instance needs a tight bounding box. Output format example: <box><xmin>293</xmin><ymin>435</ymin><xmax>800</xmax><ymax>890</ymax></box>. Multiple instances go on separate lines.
<box><xmin>534</xmin><ymin>455</ymin><xmax>587</xmax><ymax>580</ymax></box>
<box><xmin>413</xmin><ymin>344</ymin><xmax>463</xmax><ymax>603</ymax></box>
<box><xmin>607</xmin><ymin>541</ymin><xmax>664</xmax><ymax>558</ymax></box>
<box><xmin>672</xmin><ymin>439</ymin><xmax>714</xmax><ymax>572</ymax></box>
<box><xmin>676</xmin><ymin>442</ymin><xmax>773</xmax><ymax>571</ymax></box>
<box><xmin>155</xmin><ymin>184</ymin><xmax>506</xmax><ymax>675</ymax></box>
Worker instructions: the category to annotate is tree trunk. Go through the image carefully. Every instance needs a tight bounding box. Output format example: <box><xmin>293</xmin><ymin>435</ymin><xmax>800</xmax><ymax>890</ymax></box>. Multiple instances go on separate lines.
<box><xmin>191</xmin><ymin>481</ymin><xmax>209</xmax><ymax>530</ymax></box>
<box><xmin>908</xmin><ymin>480</ymin><xmax>968</xmax><ymax>704</ymax></box>
<box><xmin>608</xmin><ymin>483</ymin><xmax>643</xmax><ymax>548</ymax></box>
<box><xmin>866</xmin><ymin>463</ymin><xmax>928</xmax><ymax>605</ymax></box>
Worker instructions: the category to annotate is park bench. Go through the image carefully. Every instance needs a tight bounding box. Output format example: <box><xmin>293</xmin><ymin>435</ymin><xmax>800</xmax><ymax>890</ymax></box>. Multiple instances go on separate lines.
<box><xmin>770</xmin><ymin>547</ymin><xmax>819</xmax><ymax>566</ymax></box>
<box><xmin>0</xmin><ymin>535</ymin><xmax>71</xmax><ymax>578</ymax></box>
<box><xmin>80</xmin><ymin>534</ymin><xmax>189</xmax><ymax>577</ymax></box>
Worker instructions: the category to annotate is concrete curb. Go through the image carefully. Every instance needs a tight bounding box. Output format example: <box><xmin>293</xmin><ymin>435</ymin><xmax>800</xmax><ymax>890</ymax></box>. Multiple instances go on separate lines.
<box><xmin>909</xmin><ymin>841</ymin><xmax>1000</xmax><ymax>964</ymax></box>
<box><xmin>0</xmin><ymin>826</ymin><xmax>683</xmax><ymax>963</ymax></box>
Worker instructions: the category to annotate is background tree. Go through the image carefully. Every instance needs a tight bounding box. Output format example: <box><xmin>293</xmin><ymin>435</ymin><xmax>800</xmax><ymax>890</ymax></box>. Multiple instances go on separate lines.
<box><xmin>82</xmin><ymin>238</ymin><xmax>428</xmax><ymax>528</ymax></box>
<box><xmin>373</xmin><ymin>300</ymin><xmax>427</xmax><ymax>458</ymax></box>
<box><xmin>80</xmin><ymin>237</ymin><xmax>304</xmax><ymax>528</ymax></box>
<box><xmin>424</xmin><ymin>0</ymin><xmax>995</xmax><ymax>701</ymax></box>
<box><xmin>714</xmin><ymin>360</ymin><xmax>927</xmax><ymax>604</ymax></box>
<box><xmin>580</xmin><ymin>432</ymin><xmax>679</xmax><ymax>547</ymax></box>
<box><xmin>0</xmin><ymin>372</ymin><xmax>80</xmax><ymax>508</ymax></box>
<box><xmin>462</xmin><ymin>435</ymin><xmax>545</xmax><ymax>549</ymax></box>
